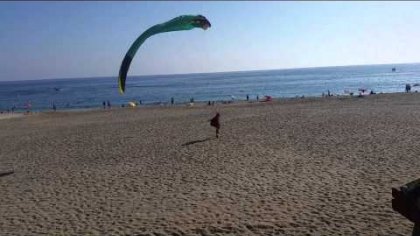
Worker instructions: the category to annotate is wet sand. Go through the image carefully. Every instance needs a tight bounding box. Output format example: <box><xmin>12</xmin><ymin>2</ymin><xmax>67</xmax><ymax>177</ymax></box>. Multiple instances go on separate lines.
<box><xmin>1</xmin><ymin>93</ymin><xmax>419</xmax><ymax>235</ymax></box>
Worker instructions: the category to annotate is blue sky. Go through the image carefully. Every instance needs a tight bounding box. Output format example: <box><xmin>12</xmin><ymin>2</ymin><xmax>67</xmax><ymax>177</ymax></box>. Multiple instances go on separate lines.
<box><xmin>1</xmin><ymin>1</ymin><xmax>420</xmax><ymax>81</ymax></box>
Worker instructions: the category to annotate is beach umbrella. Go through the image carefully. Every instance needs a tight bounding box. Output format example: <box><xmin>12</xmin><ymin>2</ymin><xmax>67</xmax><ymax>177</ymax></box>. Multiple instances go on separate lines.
<box><xmin>118</xmin><ymin>15</ymin><xmax>211</xmax><ymax>94</ymax></box>
<box><xmin>128</xmin><ymin>101</ymin><xmax>137</xmax><ymax>107</ymax></box>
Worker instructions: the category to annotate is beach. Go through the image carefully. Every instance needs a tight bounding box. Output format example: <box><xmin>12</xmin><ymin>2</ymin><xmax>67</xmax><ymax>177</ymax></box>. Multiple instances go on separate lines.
<box><xmin>1</xmin><ymin>92</ymin><xmax>419</xmax><ymax>235</ymax></box>
<box><xmin>0</xmin><ymin>113</ymin><xmax>24</xmax><ymax>120</ymax></box>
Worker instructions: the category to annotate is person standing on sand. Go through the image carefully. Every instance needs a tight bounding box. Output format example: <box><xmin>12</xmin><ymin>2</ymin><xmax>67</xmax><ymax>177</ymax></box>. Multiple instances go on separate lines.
<box><xmin>209</xmin><ymin>112</ymin><xmax>220</xmax><ymax>138</ymax></box>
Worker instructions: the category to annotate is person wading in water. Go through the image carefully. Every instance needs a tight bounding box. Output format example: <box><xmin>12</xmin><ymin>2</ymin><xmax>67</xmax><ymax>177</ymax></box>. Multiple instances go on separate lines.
<box><xmin>209</xmin><ymin>112</ymin><xmax>220</xmax><ymax>138</ymax></box>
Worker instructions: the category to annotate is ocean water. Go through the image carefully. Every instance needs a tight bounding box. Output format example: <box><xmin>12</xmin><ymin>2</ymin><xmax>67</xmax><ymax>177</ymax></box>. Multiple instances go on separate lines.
<box><xmin>1</xmin><ymin>63</ymin><xmax>420</xmax><ymax>112</ymax></box>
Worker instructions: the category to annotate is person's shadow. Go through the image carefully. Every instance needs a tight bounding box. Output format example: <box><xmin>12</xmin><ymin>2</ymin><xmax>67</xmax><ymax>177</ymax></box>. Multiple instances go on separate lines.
<box><xmin>182</xmin><ymin>137</ymin><xmax>215</xmax><ymax>146</ymax></box>
<box><xmin>0</xmin><ymin>170</ymin><xmax>14</xmax><ymax>177</ymax></box>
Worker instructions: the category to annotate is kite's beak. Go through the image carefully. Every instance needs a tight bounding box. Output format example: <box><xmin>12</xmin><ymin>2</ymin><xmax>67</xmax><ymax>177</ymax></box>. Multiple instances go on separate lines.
<box><xmin>194</xmin><ymin>15</ymin><xmax>211</xmax><ymax>30</ymax></box>
<box><xmin>202</xmin><ymin>19</ymin><xmax>211</xmax><ymax>30</ymax></box>
<box><xmin>201</xmin><ymin>19</ymin><xmax>211</xmax><ymax>30</ymax></box>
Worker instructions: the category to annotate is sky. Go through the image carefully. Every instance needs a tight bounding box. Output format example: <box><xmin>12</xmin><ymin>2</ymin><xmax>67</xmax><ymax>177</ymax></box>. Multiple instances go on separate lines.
<box><xmin>1</xmin><ymin>1</ymin><xmax>420</xmax><ymax>81</ymax></box>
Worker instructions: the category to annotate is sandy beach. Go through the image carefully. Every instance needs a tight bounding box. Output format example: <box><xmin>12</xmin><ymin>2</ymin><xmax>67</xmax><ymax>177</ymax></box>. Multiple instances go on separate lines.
<box><xmin>1</xmin><ymin>93</ymin><xmax>419</xmax><ymax>235</ymax></box>
<box><xmin>0</xmin><ymin>113</ymin><xmax>24</xmax><ymax>120</ymax></box>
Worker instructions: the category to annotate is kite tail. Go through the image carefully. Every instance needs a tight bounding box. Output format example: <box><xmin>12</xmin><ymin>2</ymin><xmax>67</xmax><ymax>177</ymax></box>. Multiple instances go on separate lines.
<box><xmin>118</xmin><ymin>29</ymin><xmax>157</xmax><ymax>94</ymax></box>
<box><xmin>118</xmin><ymin>55</ymin><xmax>133</xmax><ymax>94</ymax></box>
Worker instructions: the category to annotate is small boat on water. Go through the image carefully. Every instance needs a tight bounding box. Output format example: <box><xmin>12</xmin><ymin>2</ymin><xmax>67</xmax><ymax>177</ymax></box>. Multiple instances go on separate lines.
<box><xmin>392</xmin><ymin>67</ymin><xmax>396</xmax><ymax>72</ymax></box>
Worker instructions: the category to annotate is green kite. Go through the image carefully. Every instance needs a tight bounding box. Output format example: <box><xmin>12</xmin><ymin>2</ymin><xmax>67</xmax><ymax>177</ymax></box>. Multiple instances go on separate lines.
<box><xmin>118</xmin><ymin>15</ymin><xmax>211</xmax><ymax>94</ymax></box>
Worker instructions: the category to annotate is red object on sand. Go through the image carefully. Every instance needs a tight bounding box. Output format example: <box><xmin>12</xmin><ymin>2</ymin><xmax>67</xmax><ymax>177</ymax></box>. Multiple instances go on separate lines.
<box><xmin>260</xmin><ymin>96</ymin><xmax>272</xmax><ymax>102</ymax></box>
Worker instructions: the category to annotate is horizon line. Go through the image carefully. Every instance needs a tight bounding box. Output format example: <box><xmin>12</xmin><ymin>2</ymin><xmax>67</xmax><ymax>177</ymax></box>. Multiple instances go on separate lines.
<box><xmin>2</xmin><ymin>61</ymin><xmax>419</xmax><ymax>83</ymax></box>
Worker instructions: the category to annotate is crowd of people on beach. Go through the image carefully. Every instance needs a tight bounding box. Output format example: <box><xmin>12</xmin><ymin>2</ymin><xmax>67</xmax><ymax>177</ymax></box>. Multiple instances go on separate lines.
<box><xmin>324</xmin><ymin>88</ymin><xmax>379</xmax><ymax>98</ymax></box>
<box><xmin>0</xmin><ymin>102</ymin><xmax>30</xmax><ymax>114</ymax></box>
<box><xmin>0</xmin><ymin>93</ymin><xmax>278</xmax><ymax>114</ymax></box>
<box><xmin>0</xmin><ymin>94</ymin><xmax>256</xmax><ymax>114</ymax></box>
<box><xmin>116</xmin><ymin>94</ymin><xmax>262</xmax><ymax>108</ymax></box>
<box><xmin>3</xmin><ymin>83</ymin><xmax>419</xmax><ymax>114</ymax></box>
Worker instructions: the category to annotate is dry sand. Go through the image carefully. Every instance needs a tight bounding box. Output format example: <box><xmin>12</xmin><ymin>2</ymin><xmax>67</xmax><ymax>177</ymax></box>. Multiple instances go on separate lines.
<box><xmin>1</xmin><ymin>93</ymin><xmax>419</xmax><ymax>235</ymax></box>
<box><xmin>0</xmin><ymin>113</ymin><xmax>24</xmax><ymax>120</ymax></box>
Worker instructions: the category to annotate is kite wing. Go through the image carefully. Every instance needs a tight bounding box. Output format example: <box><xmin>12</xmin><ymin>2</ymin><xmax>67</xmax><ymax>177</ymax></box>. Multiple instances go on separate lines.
<box><xmin>118</xmin><ymin>15</ymin><xmax>211</xmax><ymax>94</ymax></box>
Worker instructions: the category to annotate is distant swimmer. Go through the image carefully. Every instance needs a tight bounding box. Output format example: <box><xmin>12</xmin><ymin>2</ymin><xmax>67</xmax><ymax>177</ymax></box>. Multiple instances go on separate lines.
<box><xmin>406</xmin><ymin>84</ymin><xmax>411</xmax><ymax>93</ymax></box>
<box><xmin>209</xmin><ymin>112</ymin><xmax>220</xmax><ymax>138</ymax></box>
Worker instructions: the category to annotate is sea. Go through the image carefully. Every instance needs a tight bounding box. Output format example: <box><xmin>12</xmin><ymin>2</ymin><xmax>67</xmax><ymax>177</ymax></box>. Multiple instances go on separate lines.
<box><xmin>1</xmin><ymin>63</ymin><xmax>420</xmax><ymax>112</ymax></box>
